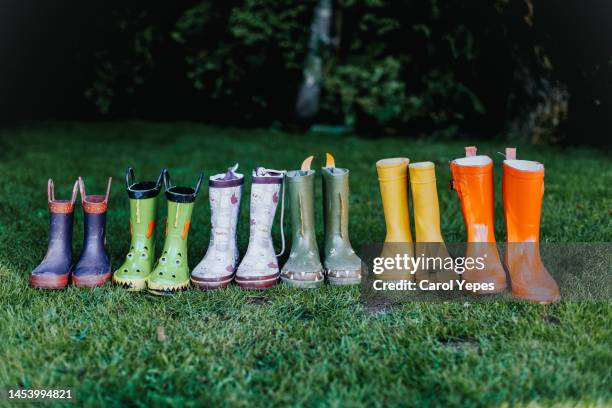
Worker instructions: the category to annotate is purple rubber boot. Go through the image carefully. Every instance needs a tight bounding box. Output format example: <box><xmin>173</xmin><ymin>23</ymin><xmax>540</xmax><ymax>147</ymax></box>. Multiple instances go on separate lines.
<box><xmin>30</xmin><ymin>179</ymin><xmax>79</xmax><ymax>289</ymax></box>
<box><xmin>72</xmin><ymin>176</ymin><xmax>113</xmax><ymax>288</ymax></box>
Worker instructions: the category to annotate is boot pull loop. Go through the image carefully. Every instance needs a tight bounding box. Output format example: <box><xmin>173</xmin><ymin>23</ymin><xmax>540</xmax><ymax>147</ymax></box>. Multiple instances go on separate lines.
<box><xmin>125</xmin><ymin>167</ymin><xmax>135</xmax><ymax>189</ymax></box>
<box><xmin>70</xmin><ymin>179</ymin><xmax>79</xmax><ymax>205</ymax></box>
<box><xmin>465</xmin><ymin>146</ymin><xmax>477</xmax><ymax>157</ymax></box>
<box><xmin>155</xmin><ymin>168</ymin><xmax>166</xmax><ymax>190</ymax></box>
<box><xmin>47</xmin><ymin>179</ymin><xmax>55</xmax><ymax>202</ymax></box>
<box><xmin>193</xmin><ymin>172</ymin><xmax>204</xmax><ymax>197</ymax></box>
<box><xmin>496</xmin><ymin>148</ymin><xmax>517</xmax><ymax>160</ymax></box>
<box><xmin>78</xmin><ymin>176</ymin><xmax>86</xmax><ymax>203</ymax></box>
<box><xmin>301</xmin><ymin>155</ymin><xmax>314</xmax><ymax>171</ymax></box>
<box><xmin>275</xmin><ymin>171</ymin><xmax>288</xmax><ymax>258</ymax></box>
<box><xmin>325</xmin><ymin>152</ymin><xmax>335</xmax><ymax>168</ymax></box>
<box><xmin>104</xmin><ymin>177</ymin><xmax>113</xmax><ymax>204</ymax></box>
<box><xmin>163</xmin><ymin>169</ymin><xmax>172</xmax><ymax>191</ymax></box>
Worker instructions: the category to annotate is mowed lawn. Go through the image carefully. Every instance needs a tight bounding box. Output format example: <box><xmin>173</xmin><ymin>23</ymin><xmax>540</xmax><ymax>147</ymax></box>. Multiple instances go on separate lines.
<box><xmin>0</xmin><ymin>122</ymin><xmax>610</xmax><ymax>407</ymax></box>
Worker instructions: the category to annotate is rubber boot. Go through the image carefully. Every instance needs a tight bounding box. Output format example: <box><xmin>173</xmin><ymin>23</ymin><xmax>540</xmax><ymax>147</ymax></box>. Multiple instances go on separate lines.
<box><xmin>450</xmin><ymin>146</ymin><xmax>507</xmax><ymax>294</ymax></box>
<box><xmin>113</xmin><ymin>168</ymin><xmax>164</xmax><ymax>291</ymax></box>
<box><xmin>322</xmin><ymin>153</ymin><xmax>362</xmax><ymax>285</ymax></box>
<box><xmin>72</xmin><ymin>176</ymin><xmax>113</xmax><ymax>288</ymax></box>
<box><xmin>409</xmin><ymin>162</ymin><xmax>455</xmax><ymax>284</ymax></box>
<box><xmin>376</xmin><ymin>158</ymin><xmax>414</xmax><ymax>281</ymax></box>
<box><xmin>191</xmin><ymin>164</ymin><xmax>243</xmax><ymax>290</ymax></box>
<box><xmin>280</xmin><ymin>156</ymin><xmax>324</xmax><ymax>288</ymax></box>
<box><xmin>30</xmin><ymin>179</ymin><xmax>79</xmax><ymax>289</ymax></box>
<box><xmin>503</xmin><ymin>148</ymin><xmax>560</xmax><ymax>303</ymax></box>
<box><xmin>235</xmin><ymin>167</ymin><xmax>286</xmax><ymax>289</ymax></box>
<box><xmin>147</xmin><ymin>170</ymin><xmax>202</xmax><ymax>295</ymax></box>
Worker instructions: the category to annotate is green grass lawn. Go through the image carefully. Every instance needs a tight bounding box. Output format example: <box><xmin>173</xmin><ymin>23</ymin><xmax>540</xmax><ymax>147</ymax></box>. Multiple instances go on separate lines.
<box><xmin>0</xmin><ymin>122</ymin><xmax>610</xmax><ymax>407</ymax></box>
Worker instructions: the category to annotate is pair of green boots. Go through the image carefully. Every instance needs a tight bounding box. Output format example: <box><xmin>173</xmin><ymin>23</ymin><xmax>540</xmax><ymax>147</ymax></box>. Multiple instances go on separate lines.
<box><xmin>280</xmin><ymin>154</ymin><xmax>363</xmax><ymax>288</ymax></box>
<box><xmin>112</xmin><ymin>168</ymin><xmax>203</xmax><ymax>295</ymax></box>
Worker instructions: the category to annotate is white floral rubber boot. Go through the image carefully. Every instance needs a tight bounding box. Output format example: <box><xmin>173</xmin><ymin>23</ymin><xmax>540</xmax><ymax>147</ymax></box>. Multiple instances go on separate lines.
<box><xmin>235</xmin><ymin>167</ymin><xmax>286</xmax><ymax>289</ymax></box>
<box><xmin>191</xmin><ymin>164</ymin><xmax>243</xmax><ymax>290</ymax></box>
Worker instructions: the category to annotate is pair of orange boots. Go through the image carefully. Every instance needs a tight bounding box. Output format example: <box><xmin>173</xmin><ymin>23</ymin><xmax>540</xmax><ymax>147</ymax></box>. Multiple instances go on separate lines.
<box><xmin>450</xmin><ymin>146</ymin><xmax>560</xmax><ymax>303</ymax></box>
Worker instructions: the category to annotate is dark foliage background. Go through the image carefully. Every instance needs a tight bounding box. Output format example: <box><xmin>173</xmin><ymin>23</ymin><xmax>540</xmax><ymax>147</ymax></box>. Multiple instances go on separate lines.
<box><xmin>0</xmin><ymin>0</ymin><xmax>610</xmax><ymax>144</ymax></box>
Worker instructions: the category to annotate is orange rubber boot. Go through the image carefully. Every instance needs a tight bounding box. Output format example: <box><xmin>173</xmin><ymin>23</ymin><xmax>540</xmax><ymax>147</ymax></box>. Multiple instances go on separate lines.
<box><xmin>450</xmin><ymin>147</ymin><xmax>507</xmax><ymax>294</ymax></box>
<box><xmin>502</xmin><ymin>148</ymin><xmax>560</xmax><ymax>303</ymax></box>
<box><xmin>376</xmin><ymin>158</ymin><xmax>414</xmax><ymax>281</ymax></box>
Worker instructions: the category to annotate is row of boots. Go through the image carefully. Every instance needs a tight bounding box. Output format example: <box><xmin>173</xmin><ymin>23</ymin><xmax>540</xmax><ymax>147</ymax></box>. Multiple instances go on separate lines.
<box><xmin>31</xmin><ymin>147</ymin><xmax>559</xmax><ymax>303</ymax></box>
<box><xmin>376</xmin><ymin>146</ymin><xmax>560</xmax><ymax>304</ymax></box>
<box><xmin>30</xmin><ymin>154</ymin><xmax>362</xmax><ymax>293</ymax></box>
<box><xmin>115</xmin><ymin>154</ymin><xmax>361</xmax><ymax>294</ymax></box>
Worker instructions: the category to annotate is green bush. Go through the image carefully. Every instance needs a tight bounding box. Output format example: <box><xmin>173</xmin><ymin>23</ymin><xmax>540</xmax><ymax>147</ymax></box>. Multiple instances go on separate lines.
<box><xmin>85</xmin><ymin>0</ymin><xmax>606</xmax><ymax>143</ymax></box>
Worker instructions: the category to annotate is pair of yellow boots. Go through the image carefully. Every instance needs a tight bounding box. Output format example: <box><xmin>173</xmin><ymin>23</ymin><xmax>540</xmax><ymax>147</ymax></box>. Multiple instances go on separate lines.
<box><xmin>376</xmin><ymin>158</ymin><xmax>453</xmax><ymax>284</ymax></box>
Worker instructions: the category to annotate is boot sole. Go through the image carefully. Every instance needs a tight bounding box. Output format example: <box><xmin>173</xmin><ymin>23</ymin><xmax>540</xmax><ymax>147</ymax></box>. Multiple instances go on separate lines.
<box><xmin>326</xmin><ymin>269</ymin><xmax>362</xmax><ymax>286</ymax></box>
<box><xmin>30</xmin><ymin>273</ymin><xmax>69</xmax><ymax>290</ymax></box>
<box><xmin>327</xmin><ymin>276</ymin><xmax>362</xmax><ymax>286</ymax></box>
<box><xmin>235</xmin><ymin>273</ymin><xmax>279</xmax><ymax>290</ymax></box>
<box><xmin>112</xmin><ymin>275</ymin><xmax>147</xmax><ymax>291</ymax></box>
<box><xmin>511</xmin><ymin>289</ymin><xmax>560</xmax><ymax>304</ymax></box>
<box><xmin>191</xmin><ymin>275</ymin><xmax>233</xmax><ymax>291</ymax></box>
<box><xmin>147</xmin><ymin>280</ymin><xmax>190</xmax><ymax>296</ymax></box>
<box><xmin>280</xmin><ymin>276</ymin><xmax>324</xmax><ymax>289</ymax></box>
<box><xmin>73</xmin><ymin>272</ymin><xmax>111</xmax><ymax>288</ymax></box>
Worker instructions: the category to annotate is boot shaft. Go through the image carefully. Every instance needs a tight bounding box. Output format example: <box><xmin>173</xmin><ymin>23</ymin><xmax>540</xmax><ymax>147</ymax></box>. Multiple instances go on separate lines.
<box><xmin>503</xmin><ymin>159</ymin><xmax>544</xmax><ymax>242</ymax></box>
<box><xmin>79</xmin><ymin>176</ymin><xmax>112</xmax><ymax>252</ymax></box>
<box><xmin>44</xmin><ymin>179</ymin><xmax>79</xmax><ymax>260</ymax></box>
<box><xmin>450</xmin><ymin>154</ymin><xmax>496</xmax><ymax>242</ymax></box>
<box><xmin>286</xmin><ymin>170</ymin><xmax>318</xmax><ymax>249</ymax></box>
<box><xmin>249</xmin><ymin>168</ymin><xmax>283</xmax><ymax>237</ymax></box>
<box><xmin>322</xmin><ymin>166</ymin><xmax>350</xmax><ymax>246</ymax></box>
<box><xmin>161</xmin><ymin>170</ymin><xmax>203</xmax><ymax>255</ymax></box>
<box><xmin>208</xmin><ymin>166</ymin><xmax>243</xmax><ymax>249</ymax></box>
<box><xmin>409</xmin><ymin>162</ymin><xmax>443</xmax><ymax>243</ymax></box>
<box><xmin>376</xmin><ymin>158</ymin><xmax>412</xmax><ymax>242</ymax></box>
<box><xmin>163</xmin><ymin>200</ymin><xmax>194</xmax><ymax>253</ymax></box>
<box><xmin>46</xmin><ymin>213</ymin><xmax>74</xmax><ymax>254</ymax></box>
<box><xmin>126</xmin><ymin>167</ymin><xmax>163</xmax><ymax>242</ymax></box>
<box><xmin>129</xmin><ymin>197</ymin><xmax>157</xmax><ymax>240</ymax></box>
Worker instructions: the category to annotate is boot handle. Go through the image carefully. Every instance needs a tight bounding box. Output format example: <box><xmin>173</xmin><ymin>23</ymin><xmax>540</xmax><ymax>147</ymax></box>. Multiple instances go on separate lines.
<box><xmin>78</xmin><ymin>176</ymin><xmax>112</xmax><ymax>203</ymax></box>
<box><xmin>155</xmin><ymin>168</ymin><xmax>165</xmax><ymax>190</ymax></box>
<box><xmin>47</xmin><ymin>179</ymin><xmax>55</xmax><ymax>202</ymax></box>
<box><xmin>127</xmin><ymin>167</ymin><xmax>165</xmax><ymax>190</ymax></box>
<box><xmin>163</xmin><ymin>169</ymin><xmax>173</xmax><ymax>191</ymax></box>
<box><xmin>193</xmin><ymin>172</ymin><xmax>203</xmax><ymax>197</ymax></box>
<box><xmin>47</xmin><ymin>178</ymin><xmax>79</xmax><ymax>205</ymax></box>
<box><xmin>276</xmin><ymin>171</ymin><xmax>287</xmax><ymax>258</ymax></box>
<box><xmin>163</xmin><ymin>169</ymin><xmax>204</xmax><ymax>197</ymax></box>
<box><xmin>105</xmin><ymin>177</ymin><xmax>113</xmax><ymax>203</ymax></box>
<box><xmin>125</xmin><ymin>167</ymin><xmax>135</xmax><ymax>189</ymax></box>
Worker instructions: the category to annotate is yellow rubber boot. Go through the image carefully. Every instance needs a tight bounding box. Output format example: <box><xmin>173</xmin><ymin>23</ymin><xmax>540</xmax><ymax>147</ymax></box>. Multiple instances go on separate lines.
<box><xmin>376</xmin><ymin>158</ymin><xmax>413</xmax><ymax>281</ymax></box>
<box><xmin>409</xmin><ymin>162</ymin><xmax>454</xmax><ymax>284</ymax></box>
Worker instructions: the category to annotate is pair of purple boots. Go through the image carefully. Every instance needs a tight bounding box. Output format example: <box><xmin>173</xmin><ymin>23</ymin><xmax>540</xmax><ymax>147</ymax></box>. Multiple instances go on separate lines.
<box><xmin>30</xmin><ymin>177</ymin><xmax>113</xmax><ymax>289</ymax></box>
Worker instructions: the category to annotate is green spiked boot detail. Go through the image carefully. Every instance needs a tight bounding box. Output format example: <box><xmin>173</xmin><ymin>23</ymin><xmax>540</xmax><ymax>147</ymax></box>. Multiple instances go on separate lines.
<box><xmin>147</xmin><ymin>170</ymin><xmax>203</xmax><ymax>296</ymax></box>
<box><xmin>113</xmin><ymin>168</ymin><xmax>164</xmax><ymax>291</ymax></box>
<box><xmin>280</xmin><ymin>156</ymin><xmax>324</xmax><ymax>288</ymax></box>
<box><xmin>322</xmin><ymin>153</ymin><xmax>362</xmax><ymax>285</ymax></box>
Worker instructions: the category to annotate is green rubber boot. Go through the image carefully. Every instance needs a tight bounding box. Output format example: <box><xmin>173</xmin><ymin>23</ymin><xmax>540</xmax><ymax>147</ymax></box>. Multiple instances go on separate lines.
<box><xmin>147</xmin><ymin>169</ymin><xmax>203</xmax><ymax>296</ymax></box>
<box><xmin>113</xmin><ymin>168</ymin><xmax>164</xmax><ymax>291</ymax></box>
<box><xmin>322</xmin><ymin>153</ymin><xmax>362</xmax><ymax>285</ymax></box>
<box><xmin>280</xmin><ymin>156</ymin><xmax>324</xmax><ymax>288</ymax></box>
